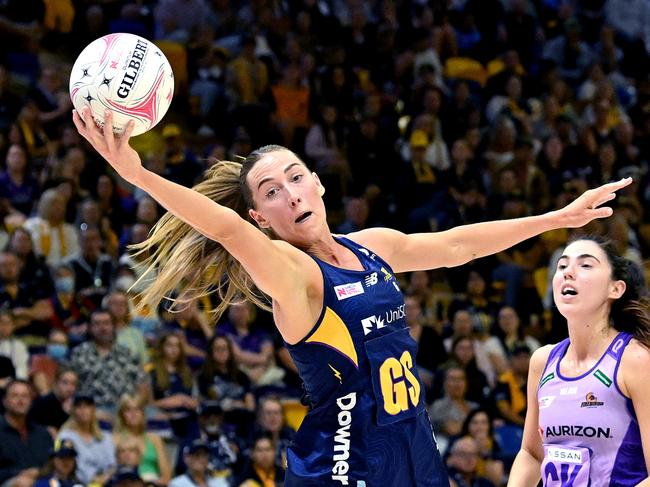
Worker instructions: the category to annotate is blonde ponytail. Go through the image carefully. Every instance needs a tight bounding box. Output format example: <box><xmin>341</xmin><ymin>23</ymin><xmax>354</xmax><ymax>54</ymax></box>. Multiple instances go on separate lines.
<box><xmin>129</xmin><ymin>160</ymin><xmax>272</xmax><ymax>321</ymax></box>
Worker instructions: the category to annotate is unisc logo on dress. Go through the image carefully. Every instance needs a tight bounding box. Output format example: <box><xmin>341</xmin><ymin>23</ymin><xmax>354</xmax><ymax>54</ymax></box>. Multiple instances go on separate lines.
<box><xmin>580</xmin><ymin>392</ymin><xmax>604</xmax><ymax>408</ymax></box>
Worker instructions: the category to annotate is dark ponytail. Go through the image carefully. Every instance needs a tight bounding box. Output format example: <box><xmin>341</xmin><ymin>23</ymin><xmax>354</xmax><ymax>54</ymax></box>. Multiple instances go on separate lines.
<box><xmin>572</xmin><ymin>235</ymin><xmax>650</xmax><ymax>348</ymax></box>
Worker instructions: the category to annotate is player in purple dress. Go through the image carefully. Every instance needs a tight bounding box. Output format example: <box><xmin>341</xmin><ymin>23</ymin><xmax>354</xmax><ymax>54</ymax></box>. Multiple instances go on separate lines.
<box><xmin>509</xmin><ymin>236</ymin><xmax>650</xmax><ymax>486</ymax></box>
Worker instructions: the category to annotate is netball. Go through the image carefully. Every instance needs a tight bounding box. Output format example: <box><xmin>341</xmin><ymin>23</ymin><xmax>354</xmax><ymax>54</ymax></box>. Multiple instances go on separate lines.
<box><xmin>69</xmin><ymin>33</ymin><xmax>174</xmax><ymax>136</ymax></box>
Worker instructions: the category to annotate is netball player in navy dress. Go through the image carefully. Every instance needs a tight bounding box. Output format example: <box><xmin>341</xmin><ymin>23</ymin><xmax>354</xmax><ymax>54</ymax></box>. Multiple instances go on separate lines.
<box><xmin>74</xmin><ymin>108</ymin><xmax>630</xmax><ymax>486</ymax></box>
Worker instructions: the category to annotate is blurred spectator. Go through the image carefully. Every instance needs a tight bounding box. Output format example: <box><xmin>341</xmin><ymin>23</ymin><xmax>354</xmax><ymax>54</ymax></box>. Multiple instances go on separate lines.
<box><xmin>160</xmin><ymin>125</ymin><xmax>202</xmax><ymax>189</ymax></box>
<box><xmin>0</xmin><ymin>380</ymin><xmax>53</xmax><ymax>487</ymax></box>
<box><xmin>445</xmin><ymin>436</ymin><xmax>496</xmax><ymax>487</ymax></box>
<box><xmin>198</xmin><ymin>334</ymin><xmax>255</xmax><ymax>413</ymax></box>
<box><xmin>114</xmin><ymin>394</ymin><xmax>172</xmax><ymax>485</ymax></box>
<box><xmin>542</xmin><ymin>18</ymin><xmax>595</xmax><ymax>85</ymax></box>
<box><xmin>175</xmin><ymin>401</ymin><xmax>238</xmax><ymax>483</ymax></box>
<box><xmin>271</xmin><ymin>62</ymin><xmax>310</xmax><ymax>148</ymax></box>
<box><xmin>48</xmin><ymin>264</ymin><xmax>84</xmax><ymax>338</ymax></box>
<box><xmin>436</xmin><ymin>336</ymin><xmax>491</xmax><ymax>407</ymax></box>
<box><xmin>248</xmin><ymin>396</ymin><xmax>294</xmax><ymax>468</ymax></box>
<box><xmin>188</xmin><ymin>44</ymin><xmax>229</xmax><ymax>134</ymax></box>
<box><xmin>133</xmin><ymin>197</ymin><xmax>160</xmax><ymax>228</ymax></box>
<box><xmin>0</xmin><ymin>66</ymin><xmax>22</xmax><ymax>133</ymax></box>
<box><xmin>448</xmin><ymin>270</ymin><xmax>496</xmax><ymax>337</ymax></box>
<box><xmin>0</xmin><ymin>144</ymin><xmax>40</xmax><ymax>218</ymax></box>
<box><xmin>33</xmin><ymin>439</ymin><xmax>81</xmax><ymax>487</ymax></box>
<box><xmin>219</xmin><ymin>301</ymin><xmax>283</xmax><ymax>386</ymax></box>
<box><xmin>149</xmin><ymin>331</ymin><xmax>199</xmax><ymax>439</ymax></box>
<box><xmin>458</xmin><ymin>409</ymin><xmax>504</xmax><ymax>487</ymax></box>
<box><xmin>395</xmin><ymin>128</ymin><xmax>444</xmax><ymax>231</ymax></box>
<box><xmin>23</xmin><ymin>188</ymin><xmax>79</xmax><ymax>267</ymax></box>
<box><xmin>118</xmin><ymin>223</ymin><xmax>155</xmax><ymax>294</ymax></box>
<box><xmin>106</xmin><ymin>290</ymin><xmax>148</xmax><ymax>366</ymax></box>
<box><xmin>65</xmin><ymin>225</ymin><xmax>114</xmax><ymax>311</ymax></box>
<box><xmin>30</xmin><ymin>66</ymin><xmax>72</xmax><ymax>140</ymax></box>
<box><xmin>29</xmin><ymin>368</ymin><xmax>77</xmax><ymax>435</ymax></box>
<box><xmin>336</xmin><ymin>197</ymin><xmax>369</xmax><ymax>234</ymax></box>
<box><xmin>171</xmin><ymin>439</ymin><xmax>228</xmax><ymax>487</ymax></box>
<box><xmin>105</xmin><ymin>465</ymin><xmax>147</xmax><ymax>487</ymax></box>
<box><xmin>76</xmin><ymin>198</ymin><xmax>119</xmax><ymax>259</ymax></box>
<box><xmin>94</xmin><ymin>173</ymin><xmax>134</xmax><ymax>237</ymax></box>
<box><xmin>159</xmin><ymin>296</ymin><xmax>212</xmax><ymax>370</ymax></box>
<box><xmin>604</xmin><ymin>0</ymin><xmax>650</xmax><ymax>77</ymax></box>
<box><xmin>69</xmin><ymin>309</ymin><xmax>148</xmax><ymax>413</ymax></box>
<box><xmin>234</xmin><ymin>433</ymin><xmax>285</xmax><ymax>487</ymax></box>
<box><xmin>30</xmin><ymin>328</ymin><xmax>70</xmax><ymax>394</ymax></box>
<box><xmin>405</xmin><ymin>271</ymin><xmax>440</xmax><ymax>327</ymax></box>
<box><xmin>429</xmin><ymin>366</ymin><xmax>478</xmax><ymax>440</ymax></box>
<box><xmin>113</xmin><ymin>435</ymin><xmax>146</xmax><ymax>475</ymax></box>
<box><xmin>226</xmin><ymin>33</ymin><xmax>270</xmax><ymax>108</ymax></box>
<box><xmin>443</xmin><ymin>309</ymin><xmax>494</xmax><ymax>387</ymax></box>
<box><xmin>6</xmin><ymin>228</ymin><xmax>54</xmax><ymax>295</ymax></box>
<box><xmin>153</xmin><ymin>0</ymin><xmax>210</xmax><ymax>43</ymax></box>
<box><xmin>304</xmin><ymin>103</ymin><xmax>349</xmax><ymax>207</ymax></box>
<box><xmin>492</xmin><ymin>345</ymin><xmax>530</xmax><ymax>427</ymax></box>
<box><xmin>0</xmin><ymin>250</ymin><xmax>54</xmax><ymax>337</ymax></box>
<box><xmin>484</xmin><ymin>306</ymin><xmax>541</xmax><ymax>376</ymax></box>
<box><xmin>57</xmin><ymin>394</ymin><xmax>116</xmax><ymax>485</ymax></box>
<box><xmin>404</xmin><ymin>294</ymin><xmax>447</xmax><ymax>391</ymax></box>
<box><xmin>15</xmin><ymin>101</ymin><xmax>52</xmax><ymax>165</ymax></box>
<box><xmin>0</xmin><ymin>310</ymin><xmax>28</xmax><ymax>379</ymax></box>
<box><xmin>345</xmin><ymin>113</ymin><xmax>396</xmax><ymax>197</ymax></box>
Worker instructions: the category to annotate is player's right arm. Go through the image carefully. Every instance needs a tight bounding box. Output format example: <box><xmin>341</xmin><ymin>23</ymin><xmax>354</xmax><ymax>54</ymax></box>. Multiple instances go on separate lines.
<box><xmin>507</xmin><ymin>344</ymin><xmax>553</xmax><ymax>487</ymax></box>
<box><xmin>72</xmin><ymin>109</ymin><xmax>315</xmax><ymax>309</ymax></box>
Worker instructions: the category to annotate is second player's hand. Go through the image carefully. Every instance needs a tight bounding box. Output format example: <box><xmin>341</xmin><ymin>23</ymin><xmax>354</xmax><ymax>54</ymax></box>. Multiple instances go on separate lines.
<box><xmin>72</xmin><ymin>107</ymin><xmax>142</xmax><ymax>184</ymax></box>
<box><xmin>557</xmin><ymin>177</ymin><xmax>632</xmax><ymax>228</ymax></box>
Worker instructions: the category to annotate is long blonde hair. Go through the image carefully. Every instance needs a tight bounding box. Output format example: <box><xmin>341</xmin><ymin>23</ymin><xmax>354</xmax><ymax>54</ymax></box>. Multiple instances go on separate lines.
<box><xmin>130</xmin><ymin>146</ymin><xmax>290</xmax><ymax>321</ymax></box>
<box><xmin>114</xmin><ymin>394</ymin><xmax>147</xmax><ymax>436</ymax></box>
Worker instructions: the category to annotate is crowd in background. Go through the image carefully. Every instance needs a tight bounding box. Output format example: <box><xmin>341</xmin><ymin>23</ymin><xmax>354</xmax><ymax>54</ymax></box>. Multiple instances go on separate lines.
<box><xmin>1</xmin><ymin>0</ymin><xmax>650</xmax><ymax>485</ymax></box>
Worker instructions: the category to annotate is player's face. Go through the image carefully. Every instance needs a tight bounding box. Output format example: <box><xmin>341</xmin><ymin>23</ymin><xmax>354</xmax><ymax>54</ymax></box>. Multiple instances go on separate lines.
<box><xmin>552</xmin><ymin>240</ymin><xmax>625</xmax><ymax>320</ymax></box>
<box><xmin>247</xmin><ymin>150</ymin><xmax>327</xmax><ymax>247</ymax></box>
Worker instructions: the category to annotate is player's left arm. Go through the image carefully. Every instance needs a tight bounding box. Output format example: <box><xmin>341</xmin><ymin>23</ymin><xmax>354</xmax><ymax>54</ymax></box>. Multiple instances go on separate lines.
<box><xmin>349</xmin><ymin>179</ymin><xmax>630</xmax><ymax>273</ymax></box>
<box><xmin>619</xmin><ymin>339</ymin><xmax>650</xmax><ymax>484</ymax></box>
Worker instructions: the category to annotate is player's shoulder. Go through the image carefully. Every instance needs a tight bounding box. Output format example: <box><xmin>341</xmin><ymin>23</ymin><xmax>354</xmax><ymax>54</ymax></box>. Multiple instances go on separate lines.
<box><xmin>531</xmin><ymin>344</ymin><xmax>556</xmax><ymax>367</ymax></box>
<box><xmin>620</xmin><ymin>337</ymin><xmax>650</xmax><ymax>369</ymax></box>
<box><xmin>618</xmin><ymin>337</ymin><xmax>650</xmax><ymax>398</ymax></box>
<box><xmin>342</xmin><ymin>227</ymin><xmax>403</xmax><ymax>257</ymax></box>
<box><xmin>528</xmin><ymin>344</ymin><xmax>556</xmax><ymax>378</ymax></box>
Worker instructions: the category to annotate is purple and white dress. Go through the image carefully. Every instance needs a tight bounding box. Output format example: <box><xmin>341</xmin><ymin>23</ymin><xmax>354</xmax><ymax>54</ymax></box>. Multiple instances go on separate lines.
<box><xmin>537</xmin><ymin>332</ymin><xmax>647</xmax><ymax>486</ymax></box>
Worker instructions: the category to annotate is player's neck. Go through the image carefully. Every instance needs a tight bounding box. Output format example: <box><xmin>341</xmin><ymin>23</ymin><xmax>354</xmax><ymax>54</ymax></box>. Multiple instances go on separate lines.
<box><xmin>566</xmin><ymin>315</ymin><xmax>615</xmax><ymax>362</ymax></box>
<box><xmin>308</xmin><ymin>234</ymin><xmax>362</xmax><ymax>270</ymax></box>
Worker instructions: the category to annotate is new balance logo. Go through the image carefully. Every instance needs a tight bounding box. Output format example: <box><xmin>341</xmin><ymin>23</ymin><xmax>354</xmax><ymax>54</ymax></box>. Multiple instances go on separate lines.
<box><xmin>357</xmin><ymin>248</ymin><xmax>376</xmax><ymax>260</ymax></box>
<box><xmin>365</xmin><ymin>273</ymin><xmax>378</xmax><ymax>287</ymax></box>
<box><xmin>361</xmin><ymin>315</ymin><xmax>385</xmax><ymax>335</ymax></box>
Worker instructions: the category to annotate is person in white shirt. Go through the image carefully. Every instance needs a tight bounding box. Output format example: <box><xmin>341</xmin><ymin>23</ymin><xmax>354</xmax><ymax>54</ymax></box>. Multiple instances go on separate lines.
<box><xmin>23</xmin><ymin>189</ymin><xmax>79</xmax><ymax>267</ymax></box>
<box><xmin>170</xmin><ymin>440</ymin><xmax>229</xmax><ymax>487</ymax></box>
<box><xmin>0</xmin><ymin>310</ymin><xmax>28</xmax><ymax>380</ymax></box>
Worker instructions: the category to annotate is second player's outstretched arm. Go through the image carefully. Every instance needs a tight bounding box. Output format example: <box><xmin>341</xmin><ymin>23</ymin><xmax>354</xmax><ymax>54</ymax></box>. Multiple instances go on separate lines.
<box><xmin>71</xmin><ymin>108</ymin><xmax>308</xmax><ymax>301</ymax></box>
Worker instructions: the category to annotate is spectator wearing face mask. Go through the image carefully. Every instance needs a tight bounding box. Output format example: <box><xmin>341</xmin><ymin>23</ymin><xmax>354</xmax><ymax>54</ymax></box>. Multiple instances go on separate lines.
<box><xmin>49</xmin><ymin>264</ymin><xmax>85</xmax><ymax>346</ymax></box>
<box><xmin>30</xmin><ymin>328</ymin><xmax>70</xmax><ymax>395</ymax></box>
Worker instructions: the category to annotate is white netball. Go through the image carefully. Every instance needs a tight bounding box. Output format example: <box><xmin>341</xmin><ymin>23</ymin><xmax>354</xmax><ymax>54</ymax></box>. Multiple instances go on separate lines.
<box><xmin>69</xmin><ymin>33</ymin><xmax>174</xmax><ymax>137</ymax></box>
